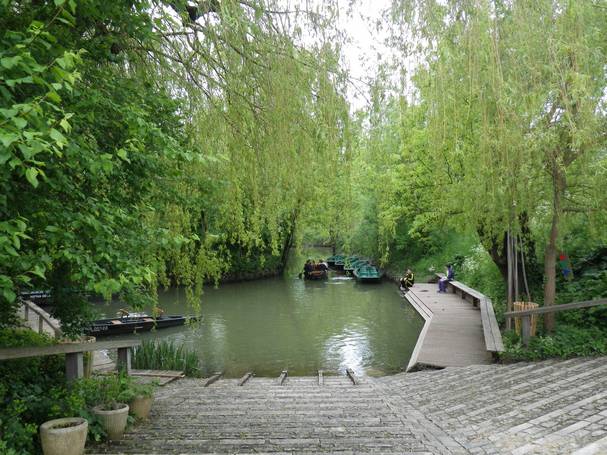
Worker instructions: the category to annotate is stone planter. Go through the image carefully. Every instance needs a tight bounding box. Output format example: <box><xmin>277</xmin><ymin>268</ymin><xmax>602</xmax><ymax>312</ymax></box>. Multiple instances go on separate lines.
<box><xmin>40</xmin><ymin>417</ymin><xmax>88</xmax><ymax>455</ymax></box>
<box><xmin>93</xmin><ymin>403</ymin><xmax>129</xmax><ymax>440</ymax></box>
<box><xmin>130</xmin><ymin>395</ymin><xmax>153</xmax><ymax>420</ymax></box>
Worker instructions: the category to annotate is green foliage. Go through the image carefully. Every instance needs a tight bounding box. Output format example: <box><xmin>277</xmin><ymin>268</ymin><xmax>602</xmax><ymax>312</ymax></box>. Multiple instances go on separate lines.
<box><xmin>0</xmin><ymin>329</ymin><xmax>64</xmax><ymax>454</ymax></box>
<box><xmin>501</xmin><ymin>326</ymin><xmax>607</xmax><ymax>362</ymax></box>
<box><xmin>132</xmin><ymin>339</ymin><xmax>201</xmax><ymax>377</ymax></box>
<box><xmin>1</xmin><ymin>0</ymin><xmax>352</xmax><ymax>333</ymax></box>
<box><xmin>0</xmin><ymin>328</ymin><xmax>155</xmax><ymax>452</ymax></box>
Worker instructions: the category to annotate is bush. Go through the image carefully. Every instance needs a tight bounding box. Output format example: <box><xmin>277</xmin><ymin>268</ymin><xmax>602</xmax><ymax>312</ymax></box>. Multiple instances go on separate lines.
<box><xmin>0</xmin><ymin>329</ymin><xmax>64</xmax><ymax>454</ymax></box>
<box><xmin>501</xmin><ymin>325</ymin><xmax>607</xmax><ymax>362</ymax></box>
<box><xmin>132</xmin><ymin>339</ymin><xmax>201</xmax><ymax>377</ymax></box>
<box><xmin>0</xmin><ymin>329</ymin><xmax>151</xmax><ymax>453</ymax></box>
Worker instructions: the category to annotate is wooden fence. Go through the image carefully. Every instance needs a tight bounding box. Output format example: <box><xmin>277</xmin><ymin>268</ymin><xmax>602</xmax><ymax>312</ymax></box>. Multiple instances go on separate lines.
<box><xmin>504</xmin><ymin>298</ymin><xmax>607</xmax><ymax>346</ymax></box>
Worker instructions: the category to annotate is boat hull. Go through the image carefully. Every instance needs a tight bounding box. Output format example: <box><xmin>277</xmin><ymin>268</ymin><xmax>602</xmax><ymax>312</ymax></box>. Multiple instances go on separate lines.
<box><xmin>86</xmin><ymin>316</ymin><xmax>190</xmax><ymax>337</ymax></box>
<box><xmin>355</xmin><ymin>276</ymin><xmax>382</xmax><ymax>283</ymax></box>
<box><xmin>304</xmin><ymin>270</ymin><xmax>328</xmax><ymax>280</ymax></box>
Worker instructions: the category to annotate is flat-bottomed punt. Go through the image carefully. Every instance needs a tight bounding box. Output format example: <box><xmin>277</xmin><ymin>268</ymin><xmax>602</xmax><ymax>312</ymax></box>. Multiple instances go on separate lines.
<box><xmin>86</xmin><ymin>314</ymin><xmax>194</xmax><ymax>337</ymax></box>
<box><xmin>353</xmin><ymin>265</ymin><xmax>382</xmax><ymax>283</ymax></box>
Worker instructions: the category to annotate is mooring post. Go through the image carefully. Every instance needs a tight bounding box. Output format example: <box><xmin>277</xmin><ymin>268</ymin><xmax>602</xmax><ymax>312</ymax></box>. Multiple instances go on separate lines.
<box><xmin>203</xmin><ymin>372</ymin><xmax>223</xmax><ymax>387</ymax></box>
<box><xmin>346</xmin><ymin>368</ymin><xmax>360</xmax><ymax>385</ymax></box>
<box><xmin>237</xmin><ymin>372</ymin><xmax>253</xmax><ymax>386</ymax></box>
<box><xmin>277</xmin><ymin>370</ymin><xmax>288</xmax><ymax>385</ymax></box>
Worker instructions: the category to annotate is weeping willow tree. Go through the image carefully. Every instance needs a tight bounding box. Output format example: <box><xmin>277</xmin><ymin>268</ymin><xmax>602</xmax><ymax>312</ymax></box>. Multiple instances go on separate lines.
<box><xmin>143</xmin><ymin>1</ymin><xmax>352</xmax><ymax>287</ymax></box>
<box><xmin>0</xmin><ymin>0</ymin><xmax>352</xmax><ymax>331</ymax></box>
<box><xmin>388</xmin><ymin>0</ymin><xmax>607</xmax><ymax>330</ymax></box>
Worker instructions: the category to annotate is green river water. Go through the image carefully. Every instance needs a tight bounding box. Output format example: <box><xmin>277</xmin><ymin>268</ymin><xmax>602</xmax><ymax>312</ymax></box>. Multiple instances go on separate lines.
<box><xmin>97</xmin><ymin>251</ymin><xmax>423</xmax><ymax>378</ymax></box>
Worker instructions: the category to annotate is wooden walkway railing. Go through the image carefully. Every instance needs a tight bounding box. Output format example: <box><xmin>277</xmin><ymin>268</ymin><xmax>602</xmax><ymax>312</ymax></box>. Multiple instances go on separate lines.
<box><xmin>504</xmin><ymin>298</ymin><xmax>607</xmax><ymax>346</ymax></box>
<box><xmin>20</xmin><ymin>299</ymin><xmax>62</xmax><ymax>338</ymax></box>
<box><xmin>0</xmin><ymin>339</ymin><xmax>141</xmax><ymax>381</ymax></box>
<box><xmin>436</xmin><ymin>273</ymin><xmax>504</xmax><ymax>354</ymax></box>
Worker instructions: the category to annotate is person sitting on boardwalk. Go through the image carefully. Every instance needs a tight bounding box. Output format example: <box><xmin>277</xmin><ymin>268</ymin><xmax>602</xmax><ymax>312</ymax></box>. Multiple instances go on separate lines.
<box><xmin>400</xmin><ymin>269</ymin><xmax>414</xmax><ymax>293</ymax></box>
<box><xmin>438</xmin><ymin>264</ymin><xmax>454</xmax><ymax>292</ymax></box>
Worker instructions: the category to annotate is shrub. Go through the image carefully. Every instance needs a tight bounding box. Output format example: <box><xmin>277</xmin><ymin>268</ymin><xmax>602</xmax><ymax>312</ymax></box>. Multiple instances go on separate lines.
<box><xmin>0</xmin><ymin>329</ymin><xmax>152</xmax><ymax>452</ymax></box>
<box><xmin>0</xmin><ymin>329</ymin><xmax>63</xmax><ymax>454</ymax></box>
<box><xmin>501</xmin><ymin>325</ymin><xmax>607</xmax><ymax>362</ymax></box>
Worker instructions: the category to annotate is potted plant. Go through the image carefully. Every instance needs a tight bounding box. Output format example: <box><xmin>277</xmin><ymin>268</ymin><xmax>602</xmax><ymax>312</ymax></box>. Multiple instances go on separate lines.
<box><xmin>119</xmin><ymin>381</ymin><xmax>157</xmax><ymax>420</ymax></box>
<box><xmin>92</xmin><ymin>401</ymin><xmax>129</xmax><ymax>441</ymax></box>
<box><xmin>39</xmin><ymin>417</ymin><xmax>88</xmax><ymax>455</ymax></box>
<box><xmin>120</xmin><ymin>382</ymin><xmax>156</xmax><ymax>420</ymax></box>
<box><xmin>91</xmin><ymin>374</ymin><xmax>131</xmax><ymax>440</ymax></box>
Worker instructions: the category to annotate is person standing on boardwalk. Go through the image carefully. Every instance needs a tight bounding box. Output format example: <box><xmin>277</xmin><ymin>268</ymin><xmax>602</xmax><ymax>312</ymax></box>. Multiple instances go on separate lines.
<box><xmin>438</xmin><ymin>264</ymin><xmax>454</xmax><ymax>292</ymax></box>
<box><xmin>400</xmin><ymin>269</ymin><xmax>415</xmax><ymax>293</ymax></box>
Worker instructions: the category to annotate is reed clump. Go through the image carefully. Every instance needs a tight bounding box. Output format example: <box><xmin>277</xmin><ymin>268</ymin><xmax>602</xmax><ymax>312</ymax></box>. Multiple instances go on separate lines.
<box><xmin>132</xmin><ymin>339</ymin><xmax>201</xmax><ymax>377</ymax></box>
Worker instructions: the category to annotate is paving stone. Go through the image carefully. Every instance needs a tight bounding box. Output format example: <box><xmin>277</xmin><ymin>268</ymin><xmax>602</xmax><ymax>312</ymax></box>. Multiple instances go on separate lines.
<box><xmin>95</xmin><ymin>357</ymin><xmax>607</xmax><ymax>454</ymax></box>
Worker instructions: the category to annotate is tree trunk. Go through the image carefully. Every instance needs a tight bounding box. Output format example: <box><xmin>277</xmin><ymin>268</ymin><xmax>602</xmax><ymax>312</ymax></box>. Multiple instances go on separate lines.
<box><xmin>543</xmin><ymin>159</ymin><xmax>564</xmax><ymax>333</ymax></box>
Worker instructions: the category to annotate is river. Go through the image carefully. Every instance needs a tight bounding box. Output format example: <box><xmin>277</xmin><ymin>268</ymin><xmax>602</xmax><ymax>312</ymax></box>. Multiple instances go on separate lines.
<box><xmin>96</xmin><ymin>251</ymin><xmax>423</xmax><ymax>378</ymax></box>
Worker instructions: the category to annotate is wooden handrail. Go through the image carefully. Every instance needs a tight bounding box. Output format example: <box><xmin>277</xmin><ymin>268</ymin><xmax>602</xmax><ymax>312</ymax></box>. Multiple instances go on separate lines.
<box><xmin>0</xmin><ymin>339</ymin><xmax>141</xmax><ymax>382</ymax></box>
<box><xmin>0</xmin><ymin>339</ymin><xmax>141</xmax><ymax>360</ymax></box>
<box><xmin>21</xmin><ymin>300</ymin><xmax>62</xmax><ymax>338</ymax></box>
<box><xmin>504</xmin><ymin>299</ymin><xmax>607</xmax><ymax>318</ymax></box>
<box><xmin>506</xmin><ymin>298</ymin><xmax>607</xmax><ymax>346</ymax></box>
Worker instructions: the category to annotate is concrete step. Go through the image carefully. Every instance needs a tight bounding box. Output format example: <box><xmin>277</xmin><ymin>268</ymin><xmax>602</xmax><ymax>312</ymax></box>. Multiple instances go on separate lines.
<box><xmin>96</xmin><ymin>357</ymin><xmax>607</xmax><ymax>454</ymax></box>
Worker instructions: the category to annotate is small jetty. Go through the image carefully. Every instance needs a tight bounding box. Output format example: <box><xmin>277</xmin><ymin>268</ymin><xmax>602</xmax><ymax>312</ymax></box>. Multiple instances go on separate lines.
<box><xmin>404</xmin><ymin>281</ymin><xmax>503</xmax><ymax>371</ymax></box>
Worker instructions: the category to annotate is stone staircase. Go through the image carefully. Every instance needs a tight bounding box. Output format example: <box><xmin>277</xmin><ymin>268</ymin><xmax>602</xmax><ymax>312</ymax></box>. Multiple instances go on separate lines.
<box><xmin>93</xmin><ymin>357</ymin><xmax>607</xmax><ymax>454</ymax></box>
<box><xmin>378</xmin><ymin>356</ymin><xmax>607</xmax><ymax>454</ymax></box>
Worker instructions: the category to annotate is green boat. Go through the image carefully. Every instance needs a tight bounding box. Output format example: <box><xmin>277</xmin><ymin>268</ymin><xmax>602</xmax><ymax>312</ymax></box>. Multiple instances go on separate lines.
<box><xmin>326</xmin><ymin>254</ymin><xmax>345</xmax><ymax>268</ymax></box>
<box><xmin>344</xmin><ymin>258</ymin><xmax>367</xmax><ymax>274</ymax></box>
<box><xmin>333</xmin><ymin>258</ymin><xmax>346</xmax><ymax>271</ymax></box>
<box><xmin>353</xmin><ymin>265</ymin><xmax>383</xmax><ymax>283</ymax></box>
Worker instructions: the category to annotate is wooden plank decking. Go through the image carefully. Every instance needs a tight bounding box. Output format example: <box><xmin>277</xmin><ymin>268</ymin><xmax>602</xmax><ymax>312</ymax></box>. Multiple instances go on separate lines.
<box><xmin>405</xmin><ymin>283</ymin><xmax>492</xmax><ymax>371</ymax></box>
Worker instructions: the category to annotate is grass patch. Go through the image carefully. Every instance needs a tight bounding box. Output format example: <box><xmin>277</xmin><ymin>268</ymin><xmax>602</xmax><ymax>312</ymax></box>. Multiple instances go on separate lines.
<box><xmin>132</xmin><ymin>339</ymin><xmax>201</xmax><ymax>377</ymax></box>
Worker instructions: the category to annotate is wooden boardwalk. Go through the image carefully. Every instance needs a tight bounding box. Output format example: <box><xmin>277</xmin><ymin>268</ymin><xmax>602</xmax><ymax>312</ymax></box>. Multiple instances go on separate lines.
<box><xmin>405</xmin><ymin>283</ymin><xmax>493</xmax><ymax>371</ymax></box>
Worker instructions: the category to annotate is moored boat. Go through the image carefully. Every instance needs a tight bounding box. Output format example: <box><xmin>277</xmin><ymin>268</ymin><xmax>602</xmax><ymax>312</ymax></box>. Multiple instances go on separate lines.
<box><xmin>344</xmin><ymin>258</ymin><xmax>367</xmax><ymax>274</ymax></box>
<box><xmin>304</xmin><ymin>269</ymin><xmax>328</xmax><ymax>280</ymax></box>
<box><xmin>353</xmin><ymin>265</ymin><xmax>383</xmax><ymax>283</ymax></box>
<box><xmin>86</xmin><ymin>314</ymin><xmax>196</xmax><ymax>337</ymax></box>
<box><xmin>326</xmin><ymin>255</ymin><xmax>345</xmax><ymax>268</ymax></box>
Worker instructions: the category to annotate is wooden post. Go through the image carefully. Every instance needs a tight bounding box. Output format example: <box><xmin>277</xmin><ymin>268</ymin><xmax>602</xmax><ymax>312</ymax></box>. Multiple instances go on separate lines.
<box><xmin>277</xmin><ymin>370</ymin><xmax>288</xmax><ymax>385</ymax></box>
<box><xmin>38</xmin><ymin>313</ymin><xmax>44</xmax><ymax>334</ymax></box>
<box><xmin>117</xmin><ymin>347</ymin><xmax>131</xmax><ymax>374</ymax></box>
<box><xmin>521</xmin><ymin>315</ymin><xmax>531</xmax><ymax>346</ymax></box>
<box><xmin>346</xmin><ymin>368</ymin><xmax>360</xmax><ymax>385</ymax></box>
<box><xmin>65</xmin><ymin>352</ymin><xmax>84</xmax><ymax>381</ymax></box>
<box><xmin>24</xmin><ymin>304</ymin><xmax>29</xmax><ymax>321</ymax></box>
<box><xmin>237</xmin><ymin>372</ymin><xmax>253</xmax><ymax>386</ymax></box>
<box><xmin>203</xmin><ymin>372</ymin><xmax>223</xmax><ymax>387</ymax></box>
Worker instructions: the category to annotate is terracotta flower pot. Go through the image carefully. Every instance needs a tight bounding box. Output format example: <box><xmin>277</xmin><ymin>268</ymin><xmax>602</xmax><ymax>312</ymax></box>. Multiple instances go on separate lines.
<box><xmin>130</xmin><ymin>395</ymin><xmax>153</xmax><ymax>420</ymax></box>
<box><xmin>40</xmin><ymin>417</ymin><xmax>88</xmax><ymax>455</ymax></box>
<box><xmin>93</xmin><ymin>403</ymin><xmax>129</xmax><ymax>440</ymax></box>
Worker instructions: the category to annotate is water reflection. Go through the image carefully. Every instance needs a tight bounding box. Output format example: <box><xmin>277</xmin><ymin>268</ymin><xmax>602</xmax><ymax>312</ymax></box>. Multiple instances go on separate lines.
<box><xmin>324</xmin><ymin>326</ymin><xmax>369</xmax><ymax>376</ymax></box>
